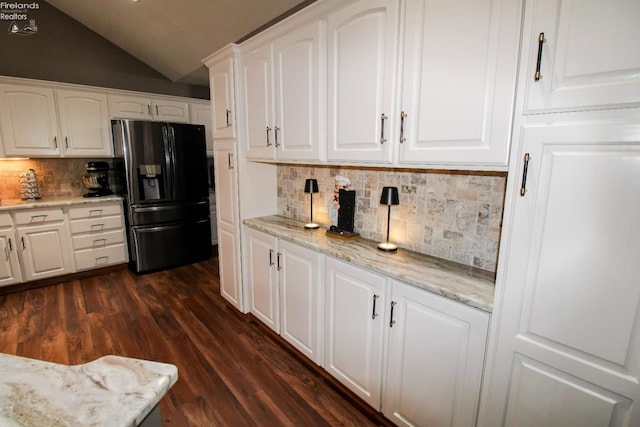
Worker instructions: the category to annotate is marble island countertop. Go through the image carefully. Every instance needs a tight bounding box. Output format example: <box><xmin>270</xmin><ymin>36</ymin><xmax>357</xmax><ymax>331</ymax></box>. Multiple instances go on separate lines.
<box><xmin>0</xmin><ymin>353</ymin><xmax>177</xmax><ymax>427</ymax></box>
<box><xmin>0</xmin><ymin>195</ymin><xmax>124</xmax><ymax>211</ymax></box>
<box><xmin>244</xmin><ymin>215</ymin><xmax>495</xmax><ymax>312</ymax></box>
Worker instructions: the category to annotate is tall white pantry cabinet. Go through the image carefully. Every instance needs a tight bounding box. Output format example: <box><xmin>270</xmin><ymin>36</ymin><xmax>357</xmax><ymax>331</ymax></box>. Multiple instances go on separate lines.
<box><xmin>479</xmin><ymin>0</ymin><xmax>640</xmax><ymax>426</ymax></box>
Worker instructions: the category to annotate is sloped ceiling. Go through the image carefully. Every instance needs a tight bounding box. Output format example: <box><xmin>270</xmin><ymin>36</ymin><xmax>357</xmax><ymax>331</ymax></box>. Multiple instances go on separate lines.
<box><xmin>45</xmin><ymin>0</ymin><xmax>312</xmax><ymax>87</ymax></box>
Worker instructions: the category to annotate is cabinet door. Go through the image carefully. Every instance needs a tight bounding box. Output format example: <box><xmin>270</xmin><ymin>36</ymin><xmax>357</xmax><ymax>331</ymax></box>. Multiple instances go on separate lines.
<box><xmin>0</xmin><ymin>230</ymin><xmax>22</xmax><ymax>287</ymax></box>
<box><xmin>398</xmin><ymin>0</ymin><xmax>521</xmax><ymax>168</ymax></box>
<box><xmin>151</xmin><ymin>99</ymin><xmax>190</xmax><ymax>123</ymax></box>
<box><xmin>17</xmin><ymin>222</ymin><xmax>75</xmax><ymax>281</ymax></box>
<box><xmin>247</xmin><ymin>229</ymin><xmax>279</xmax><ymax>332</ymax></box>
<box><xmin>273</xmin><ymin>20</ymin><xmax>324</xmax><ymax>162</ymax></box>
<box><xmin>383</xmin><ymin>280</ymin><xmax>489</xmax><ymax>427</ymax></box>
<box><xmin>523</xmin><ymin>0</ymin><xmax>640</xmax><ymax>114</ymax></box>
<box><xmin>56</xmin><ymin>89</ymin><xmax>113</xmax><ymax>157</ymax></box>
<box><xmin>108</xmin><ymin>95</ymin><xmax>153</xmax><ymax>120</ymax></box>
<box><xmin>0</xmin><ymin>84</ymin><xmax>61</xmax><ymax>156</ymax></box>
<box><xmin>190</xmin><ymin>101</ymin><xmax>214</xmax><ymax>153</ymax></box>
<box><xmin>217</xmin><ymin>224</ymin><xmax>242</xmax><ymax>311</ymax></box>
<box><xmin>242</xmin><ymin>44</ymin><xmax>276</xmax><ymax>160</ymax></box>
<box><xmin>325</xmin><ymin>257</ymin><xmax>387</xmax><ymax>408</ymax></box>
<box><xmin>209</xmin><ymin>58</ymin><xmax>236</xmax><ymax>139</ymax></box>
<box><xmin>327</xmin><ymin>0</ymin><xmax>399</xmax><ymax>163</ymax></box>
<box><xmin>279</xmin><ymin>239</ymin><xmax>322</xmax><ymax>364</ymax></box>
<box><xmin>482</xmin><ymin>120</ymin><xmax>640</xmax><ymax>426</ymax></box>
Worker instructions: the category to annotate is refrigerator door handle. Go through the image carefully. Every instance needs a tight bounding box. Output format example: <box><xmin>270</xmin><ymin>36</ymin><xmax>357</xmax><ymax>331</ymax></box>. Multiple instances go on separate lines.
<box><xmin>162</xmin><ymin>125</ymin><xmax>175</xmax><ymax>200</ymax></box>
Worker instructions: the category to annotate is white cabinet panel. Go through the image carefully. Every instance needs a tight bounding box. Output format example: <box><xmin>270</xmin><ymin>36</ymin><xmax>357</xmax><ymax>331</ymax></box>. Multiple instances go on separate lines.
<box><xmin>189</xmin><ymin>101</ymin><xmax>213</xmax><ymax>153</ymax></box>
<box><xmin>218</xmin><ymin>225</ymin><xmax>242</xmax><ymax>310</ymax></box>
<box><xmin>17</xmin><ymin>221</ymin><xmax>74</xmax><ymax>281</ymax></box>
<box><xmin>108</xmin><ymin>95</ymin><xmax>190</xmax><ymax>122</ymax></box>
<box><xmin>327</xmin><ymin>0</ymin><xmax>399</xmax><ymax>163</ymax></box>
<box><xmin>522</xmin><ymin>0</ymin><xmax>640</xmax><ymax>113</ymax></box>
<box><xmin>243</xmin><ymin>43</ymin><xmax>275</xmax><ymax>160</ymax></box>
<box><xmin>324</xmin><ymin>257</ymin><xmax>387</xmax><ymax>408</ymax></box>
<box><xmin>0</xmin><ymin>230</ymin><xmax>22</xmax><ymax>287</ymax></box>
<box><xmin>209</xmin><ymin>58</ymin><xmax>236</xmax><ymax>139</ymax></box>
<box><xmin>248</xmin><ymin>229</ymin><xmax>279</xmax><ymax>331</ymax></box>
<box><xmin>398</xmin><ymin>0</ymin><xmax>521</xmax><ymax>167</ymax></box>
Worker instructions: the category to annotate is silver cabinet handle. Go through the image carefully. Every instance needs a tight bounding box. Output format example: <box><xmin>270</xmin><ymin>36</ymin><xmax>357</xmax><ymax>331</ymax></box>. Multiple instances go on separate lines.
<box><xmin>147</xmin><ymin>104</ymin><xmax>152</xmax><ymax>115</ymax></box>
<box><xmin>93</xmin><ymin>238</ymin><xmax>107</xmax><ymax>247</ymax></box>
<box><xmin>380</xmin><ymin>114</ymin><xmax>388</xmax><ymax>143</ymax></box>
<box><xmin>90</xmin><ymin>223</ymin><xmax>105</xmax><ymax>231</ymax></box>
<box><xmin>520</xmin><ymin>153</ymin><xmax>531</xmax><ymax>196</ymax></box>
<box><xmin>266</xmin><ymin>126</ymin><xmax>272</xmax><ymax>147</ymax></box>
<box><xmin>227</xmin><ymin>153</ymin><xmax>234</xmax><ymax>169</ymax></box>
<box><xmin>21</xmin><ymin>237</ymin><xmax>25</xmax><ymax>250</ymax></box>
<box><xmin>389</xmin><ymin>301</ymin><xmax>397</xmax><ymax>327</ymax></box>
<box><xmin>155</xmin><ymin>105</ymin><xmax>159</xmax><ymax>115</ymax></box>
<box><xmin>30</xmin><ymin>214</ymin><xmax>47</xmax><ymax>222</ymax></box>
<box><xmin>4</xmin><ymin>239</ymin><xmax>11</xmax><ymax>261</ymax></box>
<box><xmin>372</xmin><ymin>294</ymin><xmax>380</xmax><ymax>319</ymax></box>
<box><xmin>96</xmin><ymin>255</ymin><xmax>109</xmax><ymax>264</ymax></box>
<box><xmin>399</xmin><ymin>111</ymin><xmax>408</xmax><ymax>143</ymax></box>
<box><xmin>276</xmin><ymin>252</ymin><xmax>282</xmax><ymax>271</ymax></box>
<box><xmin>53</xmin><ymin>136</ymin><xmax>58</xmax><ymax>148</ymax></box>
<box><xmin>268</xmin><ymin>248</ymin><xmax>275</xmax><ymax>266</ymax></box>
<box><xmin>274</xmin><ymin>126</ymin><xmax>280</xmax><ymax>148</ymax></box>
<box><xmin>89</xmin><ymin>209</ymin><xmax>103</xmax><ymax>217</ymax></box>
<box><xmin>226</xmin><ymin>109</ymin><xmax>231</xmax><ymax>127</ymax></box>
<box><xmin>64</xmin><ymin>137</ymin><xmax>69</xmax><ymax>149</ymax></box>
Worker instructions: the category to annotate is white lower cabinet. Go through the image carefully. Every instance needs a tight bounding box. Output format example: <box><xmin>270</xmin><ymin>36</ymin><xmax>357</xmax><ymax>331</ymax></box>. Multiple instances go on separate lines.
<box><xmin>324</xmin><ymin>257</ymin><xmax>388</xmax><ymax>408</ymax></box>
<box><xmin>247</xmin><ymin>228</ymin><xmax>323</xmax><ymax>364</ymax></box>
<box><xmin>0</xmin><ymin>214</ymin><xmax>21</xmax><ymax>287</ymax></box>
<box><xmin>67</xmin><ymin>202</ymin><xmax>128</xmax><ymax>271</ymax></box>
<box><xmin>324</xmin><ymin>256</ymin><xmax>490</xmax><ymax>425</ymax></box>
<box><xmin>383</xmin><ymin>280</ymin><xmax>489</xmax><ymax>427</ymax></box>
<box><xmin>14</xmin><ymin>208</ymin><xmax>74</xmax><ymax>282</ymax></box>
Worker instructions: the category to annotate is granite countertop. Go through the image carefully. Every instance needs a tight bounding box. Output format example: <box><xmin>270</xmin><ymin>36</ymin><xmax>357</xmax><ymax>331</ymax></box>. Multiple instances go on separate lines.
<box><xmin>244</xmin><ymin>215</ymin><xmax>495</xmax><ymax>312</ymax></box>
<box><xmin>0</xmin><ymin>353</ymin><xmax>177</xmax><ymax>426</ymax></box>
<box><xmin>0</xmin><ymin>195</ymin><xmax>124</xmax><ymax>211</ymax></box>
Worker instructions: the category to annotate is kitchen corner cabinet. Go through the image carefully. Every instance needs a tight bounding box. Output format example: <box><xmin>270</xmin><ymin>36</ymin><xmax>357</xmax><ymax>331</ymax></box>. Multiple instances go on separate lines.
<box><xmin>242</xmin><ymin>18</ymin><xmax>324</xmax><ymax>162</ymax></box>
<box><xmin>522</xmin><ymin>0</ymin><xmax>640</xmax><ymax>114</ymax></box>
<box><xmin>107</xmin><ymin>94</ymin><xmax>190</xmax><ymax>123</ymax></box>
<box><xmin>209</xmin><ymin>57</ymin><xmax>236</xmax><ymax>139</ymax></box>
<box><xmin>213</xmin><ymin>140</ymin><xmax>243</xmax><ymax>311</ymax></box>
<box><xmin>189</xmin><ymin>101</ymin><xmax>214</xmax><ymax>153</ymax></box>
<box><xmin>397</xmin><ymin>0</ymin><xmax>521</xmax><ymax>168</ymax></box>
<box><xmin>481</xmin><ymin>118</ymin><xmax>640</xmax><ymax>426</ymax></box>
<box><xmin>383</xmin><ymin>280</ymin><xmax>489</xmax><ymax>427</ymax></box>
<box><xmin>14</xmin><ymin>208</ymin><xmax>74</xmax><ymax>282</ymax></box>
<box><xmin>326</xmin><ymin>0</ymin><xmax>399</xmax><ymax>164</ymax></box>
<box><xmin>0</xmin><ymin>85</ymin><xmax>113</xmax><ymax>157</ymax></box>
<box><xmin>247</xmin><ymin>228</ymin><xmax>323</xmax><ymax>363</ymax></box>
<box><xmin>0</xmin><ymin>214</ymin><xmax>21</xmax><ymax>287</ymax></box>
<box><xmin>324</xmin><ymin>257</ymin><xmax>387</xmax><ymax>408</ymax></box>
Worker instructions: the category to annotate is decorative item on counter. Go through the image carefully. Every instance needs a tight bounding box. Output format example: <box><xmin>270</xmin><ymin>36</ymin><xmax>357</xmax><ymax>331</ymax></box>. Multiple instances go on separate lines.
<box><xmin>326</xmin><ymin>175</ymin><xmax>359</xmax><ymax>240</ymax></box>
<box><xmin>19</xmin><ymin>169</ymin><xmax>41</xmax><ymax>200</ymax></box>
<box><xmin>378</xmin><ymin>186</ymin><xmax>399</xmax><ymax>252</ymax></box>
<box><xmin>303</xmin><ymin>178</ymin><xmax>320</xmax><ymax>229</ymax></box>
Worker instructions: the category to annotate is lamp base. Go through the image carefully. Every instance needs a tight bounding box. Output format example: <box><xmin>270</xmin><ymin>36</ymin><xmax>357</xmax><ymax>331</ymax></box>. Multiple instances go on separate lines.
<box><xmin>377</xmin><ymin>242</ymin><xmax>398</xmax><ymax>252</ymax></box>
<box><xmin>304</xmin><ymin>223</ymin><xmax>320</xmax><ymax>229</ymax></box>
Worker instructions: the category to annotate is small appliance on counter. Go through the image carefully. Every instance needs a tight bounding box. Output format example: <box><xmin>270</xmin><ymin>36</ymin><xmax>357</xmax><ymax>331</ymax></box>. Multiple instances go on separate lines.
<box><xmin>82</xmin><ymin>161</ymin><xmax>113</xmax><ymax>197</ymax></box>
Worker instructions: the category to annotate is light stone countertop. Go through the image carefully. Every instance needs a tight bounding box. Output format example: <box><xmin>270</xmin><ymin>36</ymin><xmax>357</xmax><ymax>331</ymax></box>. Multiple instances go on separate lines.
<box><xmin>244</xmin><ymin>215</ymin><xmax>495</xmax><ymax>312</ymax></box>
<box><xmin>0</xmin><ymin>195</ymin><xmax>124</xmax><ymax>212</ymax></box>
<box><xmin>0</xmin><ymin>353</ymin><xmax>177</xmax><ymax>427</ymax></box>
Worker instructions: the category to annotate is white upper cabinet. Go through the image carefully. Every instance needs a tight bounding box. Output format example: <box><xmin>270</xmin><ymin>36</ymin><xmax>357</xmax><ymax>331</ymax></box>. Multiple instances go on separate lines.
<box><xmin>189</xmin><ymin>100</ymin><xmax>213</xmax><ymax>153</ymax></box>
<box><xmin>56</xmin><ymin>89</ymin><xmax>113</xmax><ymax>157</ymax></box>
<box><xmin>0</xmin><ymin>84</ymin><xmax>61</xmax><ymax>156</ymax></box>
<box><xmin>108</xmin><ymin>94</ymin><xmax>190</xmax><ymax>122</ymax></box>
<box><xmin>398</xmin><ymin>0</ymin><xmax>522</xmax><ymax>168</ymax></box>
<box><xmin>522</xmin><ymin>0</ymin><xmax>640</xmax><ymax>114</ymax></box>
<box><xmin>0</xmin><ymin>85</ymin><xmax>112</xmax><ymax>157</ymax></box>
<box><xmin>326</xmin><ymin>0</ymin><xmax>400</xmax><ymax>163</ymax></box>
<box><xmin>243</xmin><ymin>19</ymin><xmax>324</xmax><ymax>162</ymax></box>
<box><xmin>209</xmin><ymin>58</ymin><xmax>236</xmax><ymax>139</ymax></box>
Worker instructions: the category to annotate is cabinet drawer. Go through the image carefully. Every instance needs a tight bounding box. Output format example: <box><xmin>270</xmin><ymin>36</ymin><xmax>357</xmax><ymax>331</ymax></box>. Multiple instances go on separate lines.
<box><xmin>14</xmin><ymin>208</ymin><xmax>65</xmax><ymax>225</ymax></box>
<box><xmin>74</xmin><ymin>243</ymin><xmax>127</xmax><ymax>271</ymax></box>
<box><xmin>0</xmin><ymin>213</ymin><xmax>13</xmax><ymax>228</ymax></box>
<box><xmin>69</xmin><ymin>215</ymin><xmax>123</xmax><ymax>234</ymax></box>
<box><xmin>68</xmin><ymin>203</ymin><xmax>122</xmax><ymax>220</ymax></box>
<box><xmin>72</xmin><ymin>229</ymin><xmax>125</xmax><ymax>250</ymax></box>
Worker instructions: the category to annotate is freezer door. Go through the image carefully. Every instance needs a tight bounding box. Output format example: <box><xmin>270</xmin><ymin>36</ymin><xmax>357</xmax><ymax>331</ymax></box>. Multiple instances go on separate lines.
<box><xmin>130</xmin><ymin>219</ymin><xmax>212</xmax><ymax>273</ymax></box>
<box><xmin>129</xmin><ymin>201</ymin><xmax>209</xmax><ymax>227</ymax></box>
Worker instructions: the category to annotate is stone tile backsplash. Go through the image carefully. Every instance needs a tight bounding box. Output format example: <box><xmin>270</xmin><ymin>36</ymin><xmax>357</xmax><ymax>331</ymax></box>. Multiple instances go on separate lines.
<box><xmin>277</xmin><ymin>165</ymin><xmax>506</xmax><ymax>273</ymax></box>
<box><xmin>0</xmin><ymin>158</ymin><xmax>93</xmax><ymax>200</ymax></box>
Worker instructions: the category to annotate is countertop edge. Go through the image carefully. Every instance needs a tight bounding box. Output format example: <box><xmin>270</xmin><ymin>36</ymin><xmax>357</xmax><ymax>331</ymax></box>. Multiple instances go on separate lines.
<box><xmin>0</xmin><ymin>196</ymin><xmax>124</xmax><ymax>211</ymax></box>
<box><xmin>244</xmin><ymin>215</ymin><xmax>495</xmax><ymax>313</ymax></box>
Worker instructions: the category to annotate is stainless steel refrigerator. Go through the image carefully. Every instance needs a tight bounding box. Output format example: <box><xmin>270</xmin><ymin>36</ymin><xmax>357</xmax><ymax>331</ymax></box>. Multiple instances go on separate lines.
<box><xmin>112</xmin><ymin>119</ymin><xmax>212</xmax><ymax>273</ymax></box>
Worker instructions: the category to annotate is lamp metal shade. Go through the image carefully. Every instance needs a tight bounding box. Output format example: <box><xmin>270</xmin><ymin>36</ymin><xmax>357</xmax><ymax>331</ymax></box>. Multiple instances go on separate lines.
<box><xmin>379</xmin><ymin>186</ymin><xmax>399</xmax><ymax>205</ymax></box>
<box><xmin>304</xmin><ymin>178</ymin><xmax>319</xmax><ymax>194</ymax></box>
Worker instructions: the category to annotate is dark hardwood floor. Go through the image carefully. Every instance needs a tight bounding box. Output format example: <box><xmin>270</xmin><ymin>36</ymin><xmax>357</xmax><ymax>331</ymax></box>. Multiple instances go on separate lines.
<box><xmin>0</xmin><ymin>256</ymin><xmax>393</xmax><ymax>426</ymax></box>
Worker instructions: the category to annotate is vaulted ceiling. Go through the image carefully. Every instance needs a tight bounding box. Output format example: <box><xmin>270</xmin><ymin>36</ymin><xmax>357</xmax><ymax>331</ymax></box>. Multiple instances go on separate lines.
<box><xmin>45</xmin><ymin>0</ymin><xmax>312</xmax><ymax>87</ymax></box>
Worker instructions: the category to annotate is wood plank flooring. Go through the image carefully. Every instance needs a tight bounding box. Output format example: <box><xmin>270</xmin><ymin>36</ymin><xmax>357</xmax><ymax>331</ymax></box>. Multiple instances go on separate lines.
<box><xmin>0</xmin><ymin>256</ymin><xmax>393</xmax><ymax>426</ymax></box>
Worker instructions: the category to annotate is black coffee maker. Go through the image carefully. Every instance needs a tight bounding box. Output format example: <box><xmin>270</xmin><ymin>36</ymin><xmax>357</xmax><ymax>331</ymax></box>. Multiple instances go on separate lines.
<box><xmin>82</xmin><ymin>161</ymin><xmax>113</xmax><ymax>197</ymax></box>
